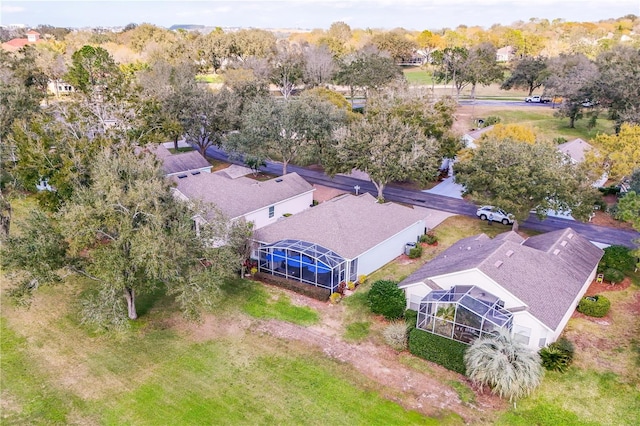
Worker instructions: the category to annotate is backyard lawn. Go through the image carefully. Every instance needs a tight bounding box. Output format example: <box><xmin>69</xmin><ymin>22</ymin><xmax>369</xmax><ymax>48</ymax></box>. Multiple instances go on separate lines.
<box><xmin>1</xmin><ymin>200</ymin><xmax>638</xmax><ymax>425</ymax></box>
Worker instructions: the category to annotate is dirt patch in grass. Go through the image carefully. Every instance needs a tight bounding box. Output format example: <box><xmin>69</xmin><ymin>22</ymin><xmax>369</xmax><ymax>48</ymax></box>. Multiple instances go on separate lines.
<box><xmin>564</xmin><ymin>283</ymin><xmax>639</xmax><ymax>380</ymax></box>
<box><xmin>584</xmin><ymin>277</ymin><xmax>632</xmax><ymax>296</ymax></box>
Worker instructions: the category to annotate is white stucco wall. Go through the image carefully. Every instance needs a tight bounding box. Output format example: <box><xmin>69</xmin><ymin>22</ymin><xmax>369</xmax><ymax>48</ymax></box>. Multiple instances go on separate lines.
<box><xmin>356</xmin><ymin>220</ymin><xmax>425</xmax><ymax>277</ymax></box>
<box><xmin>243</xmin><ymin>191</ymin><xmax>314</xmax><ymax>230</ymax></box>
<box><xmin>403</xmin><ymin>268</ymin><xmax>561</xmax><ymax>349</ymax></box>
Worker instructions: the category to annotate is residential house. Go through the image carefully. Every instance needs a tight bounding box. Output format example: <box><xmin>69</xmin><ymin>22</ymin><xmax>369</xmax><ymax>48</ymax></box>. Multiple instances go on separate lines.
<box><xmin>1</xmin><ymin>30</ymin><xmax>44</xmax><ymax>52</ymax></box>
<box><xmin>171</xmin><ymin>169</ymin><xmax>315</xmax><ymax>231</ymax></box>
<box><xmin>398</xmin><ymin>228</ymin><xmax>603</xmax><ymax>349</ymax></box>
<box><xmin>254</xmin><ymin>193</ymin><xmax>436</xmax><ymax>293</ymax></box>
<box><xmin>557</xmin><ymin>138</ymin><xmax>608</xmax><ymax>187</ymax></box>
<box><xmin>496</xmin><ymin>46</ymin><xmax>515</xmax><ymax>62</ymax></box>
<box><xmin>461</xmin><ymin>125</ymin><xmax>494</xmax><ymax>149</ymax></box>
<box><xmin>47</xmin><ymin>81</ymin><xmax>75</xmax><ymax>97</ymax></box>
<box><xmin>148</xmin><ymin>144</ymin><xmax>212</xmax><ymax>177</ymax></box>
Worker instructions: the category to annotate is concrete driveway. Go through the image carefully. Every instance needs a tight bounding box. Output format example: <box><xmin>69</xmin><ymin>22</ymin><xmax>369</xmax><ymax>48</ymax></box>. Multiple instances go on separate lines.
<box><xmin>424</xmin><ymin>176</ymin><xmax>465</xmax><ymax>199</ymax></box>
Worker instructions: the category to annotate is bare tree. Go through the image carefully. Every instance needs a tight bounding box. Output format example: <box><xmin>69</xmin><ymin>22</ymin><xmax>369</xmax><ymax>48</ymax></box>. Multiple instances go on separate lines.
<box><xmin>302</xmin><ymin>44</ymin><xmax>335</xmax><ymax>88</ymax></box>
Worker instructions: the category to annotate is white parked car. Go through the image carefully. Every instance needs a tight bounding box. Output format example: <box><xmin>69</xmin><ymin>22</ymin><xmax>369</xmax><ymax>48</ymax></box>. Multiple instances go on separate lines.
<box><xmin>476</xmin><ymin>206</ymin><xmax>515</xmax><ymax>225</ymax></box>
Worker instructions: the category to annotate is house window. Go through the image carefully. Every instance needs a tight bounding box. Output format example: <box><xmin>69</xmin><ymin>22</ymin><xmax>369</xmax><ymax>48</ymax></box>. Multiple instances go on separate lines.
<box><xmin>538</xmin><ymin>337</ymin><xmax>547</xmax><ymax>347</ymax></box>
<box><xmin>512</xmin><ymin>324</ymin><xmax>531</xmax><ymax>345</ymax></box>
<box><xmin>268</xmin><ymin>206</ymin><xmax>275</xmax><ymax>218</ymax></box>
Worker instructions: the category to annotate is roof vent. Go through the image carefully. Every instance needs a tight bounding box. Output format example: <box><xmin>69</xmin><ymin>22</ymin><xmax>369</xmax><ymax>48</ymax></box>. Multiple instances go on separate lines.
<box><xmin>560</xmin><ymin>240</ymin><xmax>567</xmax><ymax>247</ymax></box>
<box><xmin>553</xmin><ymin>249</ymin><xmax>561</xmax><ymax>255</ymax></box>
<box><xmin>275</xmin><ymin>178</ymin><xmax>283</xmax><ymax>182</ymax></box>
<box><xmin>506</xmin><ymin>250</ymin><xmax>514</xmax><ymax>257</ymax></box>
<box><xmin>494</xmin><ymin>260</ymin><xmax>503</xmax><ymax>268</ymax></box>
<box><xmin>567</xmin><ymin>233</ymin><xmax>574</xmax><ymax>239</ymax></box>
<box><xmin>467</xmin><ymin>246</ymin><xmax>471</xmax><ymax>250</ymax></box>
<box><xmin>191</xmin><ymin>171</ymin><xmax>201</xmax><ymax>175</ymax></box>
<box><xmin>177</xmin><ymin>174</ymin><xmax>188</xmax><ymax>179</ymax></box>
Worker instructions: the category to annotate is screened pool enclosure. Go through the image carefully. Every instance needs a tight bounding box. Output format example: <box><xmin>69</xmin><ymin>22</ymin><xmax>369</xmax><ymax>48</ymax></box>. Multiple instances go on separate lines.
<box><xmin>417</xmin><ymin>285</ymin><xmax>513</xmax><ymax>344</ymax></box>
<box><xmin>256</xmin><ymin>239</ymin><xmax>357</xmax><ymax>293</ymax></box>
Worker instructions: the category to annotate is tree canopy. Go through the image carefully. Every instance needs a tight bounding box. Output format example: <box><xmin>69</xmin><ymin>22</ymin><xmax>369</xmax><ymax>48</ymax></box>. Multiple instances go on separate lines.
<box><xmin>326</xmin><ymin>93</ymin><xmax>441</xmax><ymax>201</ymax></box>
<box><xmin>586</xmin><ymin>123</ymin><xmax>640</xmax><ymax>180</ymax></box>
<box><xmin>455</xmin><ymin>138</ymin><xmax>599</xmax><ymax>224</ymax></box>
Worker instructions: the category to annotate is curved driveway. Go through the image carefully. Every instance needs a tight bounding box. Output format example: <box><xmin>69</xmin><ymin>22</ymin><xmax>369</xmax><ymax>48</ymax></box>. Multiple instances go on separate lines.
<box><xmin>205</xmin><ymin>146</ymin><xmax>640</xmax><ymax>248</ymax></box>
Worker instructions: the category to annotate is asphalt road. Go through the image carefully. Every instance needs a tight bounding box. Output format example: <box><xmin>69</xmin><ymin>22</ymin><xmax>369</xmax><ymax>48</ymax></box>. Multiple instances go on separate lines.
<box><xmin>205</xmin><ymin>146</ymin><xmax>640</xmax><ymax>248</ymax></box>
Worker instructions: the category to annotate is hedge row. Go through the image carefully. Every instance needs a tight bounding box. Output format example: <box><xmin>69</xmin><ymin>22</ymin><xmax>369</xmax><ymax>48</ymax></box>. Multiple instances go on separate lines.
<box><xmin>408</xmin><ymin>328</ymin><xmax>467</xmax><ymax>374</ymax></box>
<box><xmin>253</xmin><ymin>272</ymin><xmax>331</xmax><ymax>302</ymax></box>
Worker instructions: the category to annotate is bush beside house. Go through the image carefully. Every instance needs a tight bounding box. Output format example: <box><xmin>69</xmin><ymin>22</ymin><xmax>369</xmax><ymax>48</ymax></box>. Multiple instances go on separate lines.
<box><xmin>577</xmin><ymin>294</ymin><xmax>610</xmax><ymax>317</ymax></box>
<box><xmin>367</xmin><ymin>280</ymin><xmax>406</xmax><ymax>320</ymax></box>
<box><xmin>408</xmin><ymin>328</ymin><xmax>467</xmax><ymax>374</ymax></box>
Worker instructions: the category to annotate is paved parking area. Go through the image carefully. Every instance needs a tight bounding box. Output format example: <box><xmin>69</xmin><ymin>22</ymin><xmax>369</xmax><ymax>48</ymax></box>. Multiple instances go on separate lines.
<box><xmin>423</xmin><ymin>176</ymin><xmax>465</xmax><ymax>199</ymax></box>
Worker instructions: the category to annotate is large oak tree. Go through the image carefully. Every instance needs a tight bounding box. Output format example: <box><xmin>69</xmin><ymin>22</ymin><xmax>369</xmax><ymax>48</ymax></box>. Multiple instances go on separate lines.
<box><xmin>455</xmin><ymin>138</ymin><xmax>599</xmax><ymax>228</ymax></box>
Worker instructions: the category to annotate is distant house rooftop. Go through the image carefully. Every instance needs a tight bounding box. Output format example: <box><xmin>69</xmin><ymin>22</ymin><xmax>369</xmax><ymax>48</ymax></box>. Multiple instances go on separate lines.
<box><xmin>557</xmin><ymin>138</ymin><xmax>593</xmax><ymax>163</ymax></box>
<box><xmin>172</xmin><ymin>171</ymin><xmax>314</xmax><ymax>220</ymax></box>
<box><xmin>145</xmin><ymin>144</ymin><xmax>212</xmax><ymax>176</ymax></box>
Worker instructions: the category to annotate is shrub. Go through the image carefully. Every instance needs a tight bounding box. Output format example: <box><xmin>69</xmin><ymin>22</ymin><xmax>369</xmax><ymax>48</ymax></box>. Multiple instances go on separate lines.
<box><xmin>408</xmin><ymin>244</ymin><xmax>423</xmax><ymax>259</ymax></box>
<box><xmin>405</xmin><ymin>309</ymin><xmax>418</xmax><ymax>332</ymax></box>
<box><xmin>357</xmin><ymin>274</ymin><xmax>367</xmax><ymax>284</ymax></box>
<box><xmin>337</xmin><ymin>281</ymin><xmax>347</xmax><ymax>295</ymax></box>
<box><xmin>409</xmin><ymin>328</ymin><xmax>467</xmax><ymax>374</ymax></box>
<box><xmin>483</xmin><ymin>116</ymin><xmax>501</xmax><ymax>127</ymax></box>
<box><xmin>465</xmin><ymin>331</ymin><xmax>542</xmax><ymax>402</ymax></box>
<box><xmin>346</xmin><ymin>281</ymin><xmax>356</xmax><ymax>291</ymax></box>
<box><xmin>598</xmin><ymin>245</ymin><xmax>636</xmax><ymax>274</ymax></box>
<box><xmin>603</xmin><ymin>268</ymin><xmax>625</xmax><ymax>284</ymax></box>
<box><xmin>598</xmin><ymin>185</ymin><xmax>621</xmax><ymax>196</ymax></box>
<box><xmin>577</xmin><ymin>294</ymin><xmax>610</xmax><ymax>317</ymax></box>
<box><xmin>384</xmin><ymin>322</ymin><xmax>409</xmax><ymax>351</ymax></box>
<box><xmin>367</xmin><ymin>280</ymin><xmax>406</xmax><ymax>320</ymax></box>
<box><xmin>330</xmin><ymin>293</ymin><xmax>342</xmax><ymax>304</ymax></box>
<box><xmin>540</xmin><ymin>338</ymin><xmax>575</xmax><ymax>373</ymax></box>
<box><xmin>420</xmin><ymin>233</ymin><xmax>438</xmax><ymax>244</ymax></box>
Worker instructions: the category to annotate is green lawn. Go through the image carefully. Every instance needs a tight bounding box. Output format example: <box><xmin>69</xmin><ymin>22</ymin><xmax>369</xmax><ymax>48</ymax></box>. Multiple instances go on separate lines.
<box><xmin>2</xmin><ymin>199</ymin><xmax>637</xmax><ymax>425</ymax></box>
<box><xmin>497</xmin><ymin>369</ymin><xmax>640</xmax><ymax>426</ymax></box>
<box><xmin>487</xmin><ymin>108</ymin><xmax>615</xmax><ymax>143</ymax></box>
<box><xmin>403</xmin><ymin>67</ymin><xmax>435</xmax><ymax>85</ymax></box>
<box><xmin>195</xmin><ymin>73</ymin><xmax>224</xmax><ymax>84</ymax></box>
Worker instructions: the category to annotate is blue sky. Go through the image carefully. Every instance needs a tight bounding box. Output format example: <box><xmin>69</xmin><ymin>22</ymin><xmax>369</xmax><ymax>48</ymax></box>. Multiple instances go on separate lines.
<box><xmin>2</xmin><ymin>0</ymin><xmax>639</xmax><ymax>31</ymax></box>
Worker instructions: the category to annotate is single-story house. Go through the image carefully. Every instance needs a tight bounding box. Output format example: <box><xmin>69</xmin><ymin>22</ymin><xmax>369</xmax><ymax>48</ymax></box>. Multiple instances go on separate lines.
<box><xmin>253</xmin><ymin>193</ymin><xmax>434</xmax><ymax>293</ymax></box>
<box><xmin>496</xmin><ymin>46</ymin><xmax>515</xmax><ymax>62</ymax></box>
<box><xmin>147</xmin><ymin>144</ymin><xmax>212</xmax><ymax>177</ymax></box>
<box><xmin>171</xmin><ymin>170</ymin><xmax>315</xmax><ymax>230</ymax></box>
<box><xmin>461</xmin><ymin>125</ymin><xmax>494</xmax><ymax>149</ymax></box>
<box><xmin>398</xmin><ymin>228</ymin><xmax>603</xmax><ymax>349</ymax></box>
<box><xmin>47</xmin><ymin>80</ymin><xmax>76</xmax><ymax>97</ymax></box>
<box><xmin>557</xmin><ymin>138</ymin><xmax>608</xmax><ymax>187</ymax></box>
<box><xmin>557</xmin><ymin>138</ymin><xmax>592</xmax><ymax>164</ymax></box>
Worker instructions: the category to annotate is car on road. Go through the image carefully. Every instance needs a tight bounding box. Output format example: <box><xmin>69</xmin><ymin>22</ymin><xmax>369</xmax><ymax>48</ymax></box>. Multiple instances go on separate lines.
<box><xmin>476</xmin><ymin>206</ymin><xmax>515</xmax><ymax>225</ymax></box>
<box><xmin>524</xmin><ymin>95</ymin><xmax>550</xmax><ymax>103</ymax></box>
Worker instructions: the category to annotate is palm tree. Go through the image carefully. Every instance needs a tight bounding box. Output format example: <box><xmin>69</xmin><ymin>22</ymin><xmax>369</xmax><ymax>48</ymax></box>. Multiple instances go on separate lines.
<box><xmin>464</xmin><ymin>330</ymin><xmax>543</xmax><ymax>406</ymax></box>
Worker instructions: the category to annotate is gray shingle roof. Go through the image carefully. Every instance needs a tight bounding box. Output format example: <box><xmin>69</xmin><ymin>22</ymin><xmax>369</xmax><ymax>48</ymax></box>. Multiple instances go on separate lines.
<box><xmin>556</xmin><ymin>138</ymin><xmax>593</xmax><ymax>163</ymax></box>
<box><xmin>399</xmin><ymin>228</ymin><xmax>603</xmax><ymax>330</ymax></box>
<box><xmin>172</xmin><ymin>171</ymin><xmax>314</xmax><ymax>219</ymax></box>
<box><xmin>254</xmin><ymin>193</ymin><xmax>431</xmax><ymax>259</ymax></box>
<box><xmin>145</xmin><ymin>145</ymin><xmax>212</xmax><ymax>176</ymax></box>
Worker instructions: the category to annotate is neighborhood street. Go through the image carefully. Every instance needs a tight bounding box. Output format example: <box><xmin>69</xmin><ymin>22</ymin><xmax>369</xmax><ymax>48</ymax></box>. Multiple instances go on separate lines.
<box><xmin>205</xmin><ymin>146</ymin><xmax>640</xmax><ymax>248</ymax></box>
